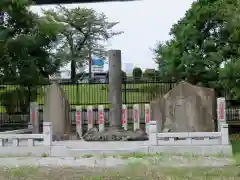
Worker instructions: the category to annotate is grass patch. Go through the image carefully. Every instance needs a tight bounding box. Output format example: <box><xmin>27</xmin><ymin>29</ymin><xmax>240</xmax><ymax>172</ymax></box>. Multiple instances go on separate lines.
<box><xmin>231</xmin><ymin>139</ymin><xmax>240</xmax><ymax>165</ymax></box>
<box><xmin>4</xmin><ymin>166</ymin><xmax>39</xmax><ymax>178</ymax></box>
<box><xmin>78</xmin><ymin>152</ymin><xmax>230</xmax><ymax>160</ymax></box>
<box><xmin>1</xmin><ymin>165</ymin><xmax>240</xmax><ymax>179</ymax></box>
<box><xmin>82</xmin><ymin>154</ymin><xmax>94</xmax><ymax>158</ymax></box>
<box><xmin>96</xmin><ymin>152</ymin><xmax>156</xmax><ymax>159</ymax></box>
<box><xmin>40</xmin><ymin>83</ymin><xmax>174</xmax><ymax>106</ymax></box>
<box><xmin>117</xmin><ymin>152</ymin><xmax>153</xmax><ymax>159</ymax></box>
<box><xmin>0</xmin><ymin>153</ymin><xmax>33</xmax><ymax>158</ymax></box>
<box><xmin>40</xmin><ymin>153</ymin><xmax>48</xmax><ymax>158</ymax></box>
<box><xmin>0</xmin><ymin>82</ymin><xmax>174</xmax><ymax>106</ymax></box>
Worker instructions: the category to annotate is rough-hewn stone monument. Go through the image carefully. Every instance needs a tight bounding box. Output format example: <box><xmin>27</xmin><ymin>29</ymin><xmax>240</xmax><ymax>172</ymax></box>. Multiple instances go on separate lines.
<box><xmin>43</xmin><ymin>82</ymin><xmax>71</xmax><ymax>140</ymax></box>
<box><xmin>151</xmin><ymin>81</ymin><xmax>216</xmax><ymax>132</ymax></box>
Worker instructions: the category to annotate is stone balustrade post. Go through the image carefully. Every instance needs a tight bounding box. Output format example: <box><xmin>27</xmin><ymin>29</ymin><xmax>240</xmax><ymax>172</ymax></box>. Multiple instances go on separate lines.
<box><xmin>122</xmin><ymin>104</ymin><xmax>128</xmax><ymax>130</ymax></box>
<box><xmin>75</xmin><ymin>106</ymin><xmax>82</xmax><ymax>139</ymax></box>
<box><xmin>145</xmin><ymin>104</ymin><xmax>151</xmax><ymax>135</ymax></box>
<box><xmin>133</xmin><ymin>104</ymin><xmax>140</xmax><ymax>131</ymax></box>
<box><xmin>221</xmin><ymin>123</ymin><xmax>229</xmax><ymax>145</ymax></box>
<box><xmin>43</xmin><ymin>122</ymin><xmax>52</xmax><ymax>146</ymax></box>
<box><xmin>217</xmin><ymin>97</ymin><xmax>226</xmax><ymax>132</ymax></box>
<box><xmin>29</xmin><ymin>102</ymin><xmax>39</xmax><ymax>133</ymax></box>
<box><xmin>98</xmin><ymin>105</ymin><xmax>105</xmax><ymax>132</ymax></box>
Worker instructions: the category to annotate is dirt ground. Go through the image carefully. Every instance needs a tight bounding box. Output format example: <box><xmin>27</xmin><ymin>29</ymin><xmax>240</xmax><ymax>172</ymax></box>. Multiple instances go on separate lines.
<box><xmin>1</xmin><ymin>165</ymin><xmax>240</xmax><ymax>180</ymax></box>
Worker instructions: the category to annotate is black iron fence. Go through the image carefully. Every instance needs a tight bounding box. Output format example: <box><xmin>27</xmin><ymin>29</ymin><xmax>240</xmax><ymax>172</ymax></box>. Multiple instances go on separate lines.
<box><xmin>0</xmin><ymin>80</ymin><xmax>176</xmax><ymax>131</ymax></box>
<box><xmin>37</xmin><ymin>80</ymin><xmax>177</xmax><ymax>107</ymax></box>
<box><xmin>226</xmin><ymin>99</ymin><xmax>240</xmax><ymax>125</ymax></box>
<box><xmin>0</xmin><ymin>84</ymin><xmax>31</xmax><ymax>131</ymax></box>
<box><xmin>3</xmin><ymin>80</ymin><xmax>240</xmax><ymax>132</ymax></box>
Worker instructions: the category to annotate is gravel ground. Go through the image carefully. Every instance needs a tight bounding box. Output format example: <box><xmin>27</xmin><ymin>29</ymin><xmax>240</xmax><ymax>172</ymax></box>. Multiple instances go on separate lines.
<box><xmin>0</xmin><ymin>156</ymin><xmax>234</xmax><ymax>168</ymax></box>
<box><xmin>0</xmin><ymin>156</ymin><xmax>237</xmax><ymax>179</ymax></box>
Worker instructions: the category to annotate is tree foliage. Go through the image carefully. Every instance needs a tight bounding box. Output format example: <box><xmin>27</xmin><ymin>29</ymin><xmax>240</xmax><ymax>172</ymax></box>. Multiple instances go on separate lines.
<box><xmin>44</xmin><ymin>6</ymin><xmax>122</xmax><ymax>82</ymax></box>
<box><xmin>143</xmin><ymin>68</ymin><xmax>158</xmax><ymax>80</ymax></box>
<box><xmin>132</xmin><ymin>67</ymin><xmax>142</xmax><ymax>80</ymax></box>
<box><xmin>0</xmin><ymin>0</ymin><xmax>63</xmax><ymax>85</ymax></box>
<box><xmin>0</xmin><ymin>0</ymin><xmax>63</xmax><ymax>113</ymax></box>
<box><xmin>106</xmin><ymin>70</ymin><xmax>127</xmax><ymax>82</ymax></box>
<box><xmin>154</xmin><ymin>0</ymin><xmax>240</xmax><ymax>99</ymax></box>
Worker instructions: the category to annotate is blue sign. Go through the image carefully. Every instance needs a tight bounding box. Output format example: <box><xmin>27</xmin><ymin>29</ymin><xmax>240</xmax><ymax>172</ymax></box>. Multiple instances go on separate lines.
<box><xmin>92</xmin><ymin>58</ymin><xmax>104</xmax><ymax>67</ymax></box>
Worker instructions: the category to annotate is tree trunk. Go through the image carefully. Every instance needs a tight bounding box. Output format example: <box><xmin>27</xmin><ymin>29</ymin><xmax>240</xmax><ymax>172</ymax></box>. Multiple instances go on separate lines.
<box><xmin>88</xmin><ymin>50</ymin><xmax>92</xmax><ymax>81</ymax></box>
<box><xmin>0</xmin><ymin>12</ymin><xmax>4</xmax><ymax>25</ymax></box>
<box><xmin>71</xmin><ymin>60</ymin><xmax>76</xmax><ymax>83</ymax></box>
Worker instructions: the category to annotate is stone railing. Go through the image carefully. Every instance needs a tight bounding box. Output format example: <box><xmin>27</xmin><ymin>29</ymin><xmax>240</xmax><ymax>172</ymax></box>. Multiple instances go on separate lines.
<box><xmin>149</xmin><ymin>97</ymin><xmax>230</xmax><ymax>146</ymax></box>
<box><xmin>0</xmin><ymin>128</ymin><xmax>33</xmax><ymax>134</ymax></box>
<box><xmin>0</xmin><ymin>122</ymin><xmax>52</xmax><ymax>147</ymax></box>
<box><xmin>149</xmin><ymin>123</ymin><xmax>229</xmax><ymax>146</ymax></box>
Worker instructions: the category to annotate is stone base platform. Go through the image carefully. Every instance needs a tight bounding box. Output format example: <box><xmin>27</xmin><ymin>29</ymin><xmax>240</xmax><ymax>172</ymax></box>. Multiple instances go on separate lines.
<box><xmin>0</xmin><ymin>140</ymin><xmax>233</xmax><ymax>157</ymax></box>
<box><xmin>82</xmin><ymin>128</ymin><xmax>148</xmax><ymax>141</ymax></box>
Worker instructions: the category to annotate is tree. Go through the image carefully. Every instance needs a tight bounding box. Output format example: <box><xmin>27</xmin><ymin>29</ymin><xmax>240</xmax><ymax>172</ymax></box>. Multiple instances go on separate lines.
<box><xmin>106</xmin><ymin>70</ymin><xmax>127</xmax><ymax>82</ymax></box>
<box><xmin>0</xmin><ymin>0</ymin><xmax>63</xmax><ymax>113</ymax></box>
<box><xmin>122</xmin><ymin>70</ymin><xmax>127</xmax><ymax>80</ymax></box>
<box><xmin>143</xmin><ymin>69</ymin><xmax>158</xmax><ymax>80</ymax></box>
<box><xmin>44</xmin><ymin>6</ymin><xmax>122</xmax><ymax>82</ymax></box>
<box><xmin>154</xmin><ymin>0</ymin><xmax>240</xmax><ymax>99</ymax></box>
<box><xmin>132</xmin><ymin>67</ymin><xmax>142</xmax><ymax>81</ymax></box>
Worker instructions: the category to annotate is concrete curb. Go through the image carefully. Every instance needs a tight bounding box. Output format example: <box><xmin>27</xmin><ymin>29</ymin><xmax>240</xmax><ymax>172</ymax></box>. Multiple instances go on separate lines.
<box><xmin>0</xmin><ymin>156</ymin><xmax>234</xmax><ymax>168</ymax></box>
<box><xmin>0</xmin><ymin>144</ymin><xmax>233</xmax><ymax>157</ymax></box>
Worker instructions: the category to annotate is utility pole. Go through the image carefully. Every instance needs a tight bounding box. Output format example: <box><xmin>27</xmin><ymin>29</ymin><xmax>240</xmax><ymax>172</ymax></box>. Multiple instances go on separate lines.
<box><xmin>88</xmin><ymin>47</ymin><xmax>93</xmax><ymax>81</ymax></box>
<box><xmin>0</xmin><ymin>12</ymin><xmax>4</xmax><ymax>25</ymax></box>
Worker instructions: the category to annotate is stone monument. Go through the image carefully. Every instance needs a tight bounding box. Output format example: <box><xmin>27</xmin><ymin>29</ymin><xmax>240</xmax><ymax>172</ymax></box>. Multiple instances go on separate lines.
<box><xmin>83</xmin><ymin>50</ymin><xmax>148</xmax><ymax>141</ymax></box>
<box><xmin>151</xmin><ymin>81</ymin><xmax>216</xmax><ymax>132</ymax></box>
<box><xmin>43</xmin><ymin>82</ymin><xmax>71</xmax><ymax>140</ymax></box>
<box><xmin>108</xmin><ymin>50</ymin><xmax>122</xmax><ymax>129</ymax></box>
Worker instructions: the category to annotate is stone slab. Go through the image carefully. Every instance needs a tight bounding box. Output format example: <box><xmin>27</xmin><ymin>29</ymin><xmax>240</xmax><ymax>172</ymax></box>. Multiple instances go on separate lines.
<box><xmin>149</xmin><ymin>145</ymin><xmax>232</xmax><ymax>156</ymax></box>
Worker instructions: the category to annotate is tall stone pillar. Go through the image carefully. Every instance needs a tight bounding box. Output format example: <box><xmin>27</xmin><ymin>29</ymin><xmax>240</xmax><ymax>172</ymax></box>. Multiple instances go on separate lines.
<box><xmin>83</xmin><ymin>49</ymin><xmax>148</xmax><ymax>141</ymax></box>
<box><xmin>108</xmin><ymin>50</ymin><xmax>122</xmax><ymax>129</ymax></box>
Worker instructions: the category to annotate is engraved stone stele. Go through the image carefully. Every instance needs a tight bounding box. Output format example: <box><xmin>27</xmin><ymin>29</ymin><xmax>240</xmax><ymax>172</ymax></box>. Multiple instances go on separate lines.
<box><xmin>43</xmin><ymin>82</ymin><xmax>71</xmax><ymax>140</ymax></box>
<box><xmin>151</xmin><ymin>81</ymin><xmax>216</xmax><ymax>133</ymax></box>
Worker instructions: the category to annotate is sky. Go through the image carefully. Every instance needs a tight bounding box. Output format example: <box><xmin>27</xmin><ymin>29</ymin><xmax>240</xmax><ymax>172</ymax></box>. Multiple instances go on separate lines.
<box><xmin>30</xmin><ymin>0</ymin><xmax>194</xmax><ymax>77</ymax></box>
